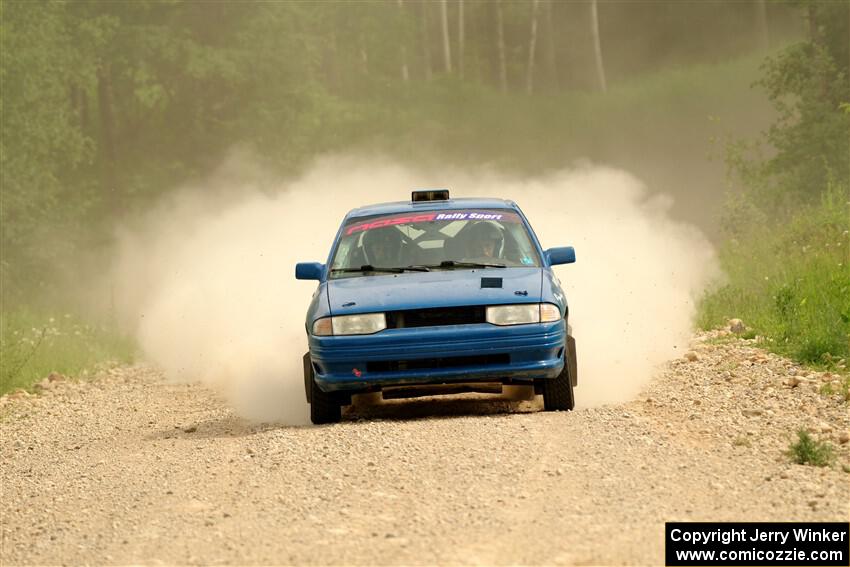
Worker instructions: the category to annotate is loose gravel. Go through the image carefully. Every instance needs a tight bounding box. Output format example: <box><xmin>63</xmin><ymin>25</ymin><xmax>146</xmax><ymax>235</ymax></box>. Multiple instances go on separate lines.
<box><xmin>1</xmin><ymin>331</ymin><xmax>848</xmax><ymax>565</ymax></box>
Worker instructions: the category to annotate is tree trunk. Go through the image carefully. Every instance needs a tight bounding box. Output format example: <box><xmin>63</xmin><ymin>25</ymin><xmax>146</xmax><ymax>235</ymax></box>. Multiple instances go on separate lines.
<box><xmin>806</xmin><ymin>3</ymin><xmax>819</xmax><ymax>45</ymax></box>
<box><xmin>97</xmin><ymin>64</ymin><xmax>120</xmax><ymax>215</ymax></box>
<box><xmin>398</xmin><ymin>0</ymin><xmax>409</xmax><ymax>82</ymax></box>
<box><xmin>322</xmin><ymin>29</ymin><xmax>339</xmax><ymax>93</ymax></box>
<box><xmin>359</xmin><ymin>33</ymin><xmax>369</xmax><ymax>76</ymax></box>
<box><xmin>439</xmin><ymin>0</ymin><xmax>452</xmax><ymax>73</ymax></box>
<box><xmin>421</xmin><ymin>1</ymin><xmax>433</xmax><ymax>81</ymax></box>
<box><xmin>545</xmin><ymin>0</ymin><xmax>559</xmax><ymax>90</ymax></box>
<box><xmin>80</xmin><ymin>85</ymin><xmax>90</xmax><ymax>134</ymax></box>
<box><xmin>526</xmin><ymin>0</ymin><xmax>540</xmax><ymax>94</ymax></box>
<box><xmin>589</xmin><ymin>0</ymin><xmax>607</xmax><ymax>93</ymax></box>
<box><xmin>754</xmin><ymin>0</ymin><xmax>769</xmax><ymax>51</ymax></box>
<box><xmin>70</xmin><ymin>84</ymin><xmax>84</xmax><ymax>131</ymax></box>
<box><xmin>458</xmin><ymin>0</ymin><xmax>465</xmax><ymax>80</ymax></box>
<box><xmin>496</xmin><ymin>0</ymin><xmax>507</xmax><ymax>92</ymax></box>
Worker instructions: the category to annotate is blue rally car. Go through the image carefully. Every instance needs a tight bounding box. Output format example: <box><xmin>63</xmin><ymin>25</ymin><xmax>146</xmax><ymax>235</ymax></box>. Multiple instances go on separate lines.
<box><xmin>296</xmin><ymin>190</ymin><xmax>577</xmax><ymax>424</ymax></box>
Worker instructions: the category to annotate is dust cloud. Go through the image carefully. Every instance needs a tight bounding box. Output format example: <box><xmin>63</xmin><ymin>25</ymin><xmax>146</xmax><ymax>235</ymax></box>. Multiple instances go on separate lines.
<box><xmin>109</xmin><ymin>155</ymin><xmax>717</xmax><ymax>423</ymax></box>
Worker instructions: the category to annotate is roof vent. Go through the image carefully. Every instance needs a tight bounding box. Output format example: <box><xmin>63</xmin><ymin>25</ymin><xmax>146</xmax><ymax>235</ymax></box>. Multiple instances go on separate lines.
<box><xmin>412</xmin><ymin>189</ymin><xmax>450</xmax><ymax>202</ymax></box>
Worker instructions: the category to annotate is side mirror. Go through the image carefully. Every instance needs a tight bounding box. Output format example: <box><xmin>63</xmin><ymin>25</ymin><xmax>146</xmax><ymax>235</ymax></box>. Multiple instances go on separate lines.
<box><xmin>545</xmin><ymin>246</ymin><xmax>576</xmax><ymax>266</ymax></box>
<box><xmin>295</xmin><ymin>262</ymin><xmax>325</xmax><ymax>281</ymax></box>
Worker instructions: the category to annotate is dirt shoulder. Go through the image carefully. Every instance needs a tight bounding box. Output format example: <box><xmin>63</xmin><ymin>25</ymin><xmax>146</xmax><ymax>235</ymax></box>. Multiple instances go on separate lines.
<box><xmin>1</xmin><ymin>332</ymin><xmax>848</xmax><ymax>565</ymax></box>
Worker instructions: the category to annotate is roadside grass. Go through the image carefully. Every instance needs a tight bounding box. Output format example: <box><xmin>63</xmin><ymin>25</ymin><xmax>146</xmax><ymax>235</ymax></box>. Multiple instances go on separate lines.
<box><xmin>0</xmin><ymin>308</ymin><xmax>135</xmax><ymax>396</ymax></box>
<box><xmin>697</xmin><ymin>183</ymin><xmax>850</xmax><ymax>370</ymax></box>
<box><xmin>786</xmin><ymin>429</ymin><xmax>834</xmax><ymax>467</ymax></box>
<box><xmin>819</xmin><ymin>376</ymin><xmax>850</xmax><ymax>402</ymax></box>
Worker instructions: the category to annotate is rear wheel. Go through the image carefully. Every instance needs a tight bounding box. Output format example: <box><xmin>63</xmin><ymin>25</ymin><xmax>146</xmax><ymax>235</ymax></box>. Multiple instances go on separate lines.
<box><xmin>542</xmin><ymin>350</ymin><xmax>575</xmax><ymax>411</ymax></box>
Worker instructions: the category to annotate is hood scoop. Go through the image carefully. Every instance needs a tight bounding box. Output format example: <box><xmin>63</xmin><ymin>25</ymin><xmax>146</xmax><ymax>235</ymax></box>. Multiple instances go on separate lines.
<box><xmin>480</xmin><ymin>277</ymin><xmax>503</xmax><ymax>289</ymax></box>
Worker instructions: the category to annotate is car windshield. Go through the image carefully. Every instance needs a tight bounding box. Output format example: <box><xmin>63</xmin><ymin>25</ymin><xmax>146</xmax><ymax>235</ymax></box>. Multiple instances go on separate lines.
<box><xmin>329</xmin><ymin>209</ymin><xmax>542</xmax><ymax>278</ymax></box>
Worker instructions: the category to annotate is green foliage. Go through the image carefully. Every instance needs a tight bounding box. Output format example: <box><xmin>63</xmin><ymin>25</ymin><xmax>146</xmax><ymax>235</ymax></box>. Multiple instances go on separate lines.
<box><xmin>1</xmin><ymin>0</ymin><xmax>777</xmax><ymax>304</ymax></box>
<box><xmin>0</xmin><ymin>1</ymin><xmax>327</xmax><ymax>304</ymax></box>
<box><xmin>0</xmin><ymin>309</ymin><xmax>135</xmax><ymax>396</ymax></box>
<box><xmin>0</xmin><ymin>1</ymin><xmax>813</xmax><ymax>387</ymax></box>
<box><xmin>786</xmin><ymin>429</ymin><xmax>834</xmax><ymax>467</ymax></box>
<box><xmin>0</xmin><ymin>2</ymin><xmax>94</xmax><ymax>297</ymax></box>
<box><xmin>819</xmin><ymin>375</ymin><xmax>850</xmax><ymax>402</ymax></box>
<box><xmin>698</xmin><ymin>182</ymin><xmax>850</xmax><ymax>365</ymax></box>
<box><xmin>735</xmin><ymin>2</ymin><xmax>850</xmax><ymax>210</ymax></box>
<box><xmin>707</xmin><ymin>3</ymin><xmax>850</xmax><ymax>370</ymax></box>
<box><xmin>350</xmin><ymin>53</ymin><xmax>770</xmax><ymax>176</ymax></box>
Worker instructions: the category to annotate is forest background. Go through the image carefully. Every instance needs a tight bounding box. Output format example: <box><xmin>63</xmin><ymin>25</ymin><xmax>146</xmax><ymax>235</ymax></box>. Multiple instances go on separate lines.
<box><xmin>1</xmin><ymin>1</ymin><xmax>847</xmax><ymax>394</ymax></box>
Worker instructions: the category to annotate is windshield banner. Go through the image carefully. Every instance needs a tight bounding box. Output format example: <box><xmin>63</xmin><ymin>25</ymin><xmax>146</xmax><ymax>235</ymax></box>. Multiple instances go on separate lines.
<box><xmin>345</xmin><ymin>210</ymin><xmax>519</xmax><ymax>235</ymax></box>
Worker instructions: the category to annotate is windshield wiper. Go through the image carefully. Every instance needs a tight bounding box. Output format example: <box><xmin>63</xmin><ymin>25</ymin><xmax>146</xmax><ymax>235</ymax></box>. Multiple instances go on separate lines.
<box><xmin>330</xmin><ymin>264</ymin><xmax>432</xmax><ymax>274</ymax></box>
<box><xmin>425</xmin><ymin>260</ymin><xmax>506</xmax><ymax>270</ymax></box>
<box><xmin>331</xmin><ymin>265</ymin><xmax>405</xmax><ymax>274</ymax></box>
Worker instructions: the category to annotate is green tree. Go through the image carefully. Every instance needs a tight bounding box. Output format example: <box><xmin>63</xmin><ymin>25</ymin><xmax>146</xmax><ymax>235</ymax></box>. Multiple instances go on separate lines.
<box><xmin>0</xmin><ymin>2</ymin><xmax>91</xmax><ymax>298</ymax></box>
<box><xmin>754</xmin><ymin>1</ymin><xmax>850</xmax><ymax>207</ymax></box>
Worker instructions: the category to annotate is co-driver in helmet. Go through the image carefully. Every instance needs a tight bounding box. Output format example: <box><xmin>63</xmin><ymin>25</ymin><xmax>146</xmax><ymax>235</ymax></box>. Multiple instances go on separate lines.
<box><xmin>466</xmin><ymin>222</ymin><xmax>503</xmax><ymax>260</ymax></box>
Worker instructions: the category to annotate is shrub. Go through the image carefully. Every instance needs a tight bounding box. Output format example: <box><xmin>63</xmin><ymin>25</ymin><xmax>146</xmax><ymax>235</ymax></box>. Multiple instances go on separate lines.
<box><xmin>787</xmin><ymin>429</ymin><xmax>834</xmax><ymax>467</ymax></box>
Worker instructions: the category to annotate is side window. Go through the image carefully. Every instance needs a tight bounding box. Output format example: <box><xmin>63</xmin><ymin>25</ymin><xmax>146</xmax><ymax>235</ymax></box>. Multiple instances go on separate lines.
<box><xmin>331</xmin><ymin>233</ymin><xmax>366</xmax><ymax>269</ymax></box>
<box><xmin>505</xmin><ymin>223</ymin><xmax>538</xmax><ymax>265</ymax></box>
<box><xmin>332</xmin><ymin>239</ymin><xmax>353</xmax><ymax>268</ymax></box>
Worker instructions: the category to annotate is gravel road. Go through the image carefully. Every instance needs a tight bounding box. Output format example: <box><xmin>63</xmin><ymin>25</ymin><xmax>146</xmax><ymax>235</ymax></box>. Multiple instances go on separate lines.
<box><xmin>2</xmin><ymin>330</ymin><xmax>848</xmax><ymax>565</ymax></box>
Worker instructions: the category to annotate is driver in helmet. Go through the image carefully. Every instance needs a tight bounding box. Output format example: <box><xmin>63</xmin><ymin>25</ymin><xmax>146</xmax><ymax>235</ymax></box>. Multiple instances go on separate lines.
<box><xmin>466</xmin><ymin>222</ymin><xmax>503</xmax><ymax>260</ymax></box>
<box><xmin>363</xmin><ymin>227</ymin><xmax>404</xmax><ymax>267</ymax></box>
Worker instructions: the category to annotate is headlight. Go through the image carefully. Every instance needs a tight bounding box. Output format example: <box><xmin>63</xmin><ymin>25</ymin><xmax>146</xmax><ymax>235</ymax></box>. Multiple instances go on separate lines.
<box><xmin>312</xmin><ymin>313</ymin><xmax>386</xmax><ymax>336</ymax></box>
<box><xmin>486</xmin><ymin>303</ymin><xmax>561</xmax><ymax>326</ymax></box>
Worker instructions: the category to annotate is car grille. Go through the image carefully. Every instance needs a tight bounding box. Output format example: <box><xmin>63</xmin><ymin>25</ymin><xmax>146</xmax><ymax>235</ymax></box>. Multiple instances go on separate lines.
<box><xmin>366</xmin><ymin>353</ymin><xmax>509</xmax><ymax>373</ymax></box>
<box><xmin>385</xmin><ymin>306</ymin><xmax>486</xmax><ymax>329</ymax></box>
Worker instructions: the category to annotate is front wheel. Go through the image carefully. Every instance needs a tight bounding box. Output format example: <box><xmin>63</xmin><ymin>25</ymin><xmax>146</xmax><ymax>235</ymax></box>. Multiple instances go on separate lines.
<box><xmin>542</xmin><ymin>353</ymin><xmax>575</xmax><ymax>411</ymax></box>
<box><xmin>310</xmin><ymin>374</ymin><xmax>342</xmax><ymax>424</ymax></box>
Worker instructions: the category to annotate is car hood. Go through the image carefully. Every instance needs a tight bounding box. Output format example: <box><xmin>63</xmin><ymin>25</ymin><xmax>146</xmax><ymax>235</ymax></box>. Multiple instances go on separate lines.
<box><xmin>326</xmin><ymin>268</ymin><xmax>543</xmax><ymax>315</ymax></box>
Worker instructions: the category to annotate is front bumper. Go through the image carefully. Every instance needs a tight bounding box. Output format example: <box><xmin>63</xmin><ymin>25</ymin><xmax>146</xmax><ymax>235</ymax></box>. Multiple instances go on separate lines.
<box><xmin>309</xmin><ymin>320</ymin><xmax>566</xmax><ymax>392</ymax></box>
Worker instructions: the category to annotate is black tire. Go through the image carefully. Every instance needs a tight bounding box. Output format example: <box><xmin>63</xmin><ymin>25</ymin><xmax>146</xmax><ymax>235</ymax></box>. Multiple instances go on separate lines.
<box><xmin>567</xmin><ymin>334</ymin><xmax>578</xmax><ymax>387</ymax></box>
<box><xmin>542</xmin><ymin>351</ymin><xmax>575</xmax><ymax>411</ymax></box>
<box><xmin>303</xmin><ymin>352</ymin><xmax>313</xmax><ymax>403</ymax></box>
<box><xmin>310</xmin><ymin>374</ymin><xmax>342</xmax><ymax>424</ymax></box>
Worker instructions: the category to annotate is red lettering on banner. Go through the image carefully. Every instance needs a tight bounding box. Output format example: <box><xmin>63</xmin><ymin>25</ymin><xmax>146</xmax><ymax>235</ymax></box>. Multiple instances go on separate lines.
<box><xmin>412</xmin><ymin>213</ymin><xmax>438</xmax><ymax>222</ymax></box>
<box><xmin>345</xmin><ymin>212</ymin><xmax>438</xmax><ymax>235</ymax></box>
